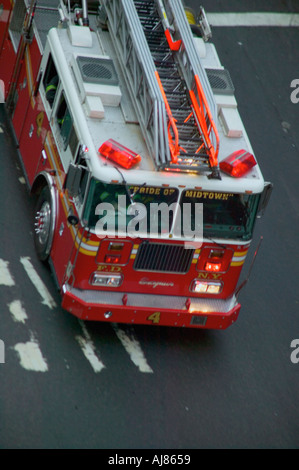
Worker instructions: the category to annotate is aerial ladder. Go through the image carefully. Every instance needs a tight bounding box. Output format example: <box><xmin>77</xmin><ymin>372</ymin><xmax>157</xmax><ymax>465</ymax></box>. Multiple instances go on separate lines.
<box><xmin>101</xmin><ymin>0</ymin><xmax>220</xmax><ymax>179</ymax></box>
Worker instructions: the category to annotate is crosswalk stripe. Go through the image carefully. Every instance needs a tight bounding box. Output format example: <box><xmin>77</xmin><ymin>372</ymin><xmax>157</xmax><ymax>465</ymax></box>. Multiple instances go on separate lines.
<box><xmin>2</xmin><ymin>258</ymin><xmax>153</xmax><ymax>374</ymax></box>
<box><xmin>8</xmin><ymin>300</ymin><xmax>28</xmax><ymax>324</ymax></box>
<box><xmin>13</xmin><ymin>334</ymin><xmax>48</xmax><ymax>373</ymax></box>
<box><xmin>20</xmin><ymin>257</ymin><xmax>57</xmax><ymax>310</ymax></box>
<box><xmin>207</xmin><ymin>12</ymin><xmax>299</xmax><ymax>27</ymax></box>
<box><xmin>0</xmin><ymin>259</ymin><xmax>15</xmax><ymax>286</ymax></box>
<box><xmin>0</xmin><ymin>340</ymin><xmax>4</xmax><ymax>364</ymax></box>
<box><xmin>76</xmin><ymin>320</ymin><xmax>106</xmax><ymax>373</ymax></box>
<box><xmin>112</xmin><ymin>324</ymin><xmax>153</xmax><ymax>373</ymax></box>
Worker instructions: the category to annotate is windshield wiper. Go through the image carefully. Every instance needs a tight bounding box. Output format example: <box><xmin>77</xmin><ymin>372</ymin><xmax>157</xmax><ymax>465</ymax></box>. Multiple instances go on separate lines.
<box><xmin>205</xmin><ymin>236</ymin><xmax>227</xmax><ymax>250</ymax></box>
<box><xmin>113</xmin><ymin>166</ymin><xmax>146</xmax><ymax>205</ymax></box>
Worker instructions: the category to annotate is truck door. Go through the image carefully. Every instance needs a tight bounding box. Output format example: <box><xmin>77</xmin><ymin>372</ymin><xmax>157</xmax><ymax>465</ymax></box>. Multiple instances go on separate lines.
<box><xmin>13</xmin><ymin>39</ymin><xmax>42</xmax><ymax>141</ymax></box>
<box><xmin>18</xmin><ymin>50</ymin><xmax>58</xmax><ymax>186</ymax></box>
<box><xmin>0</xmin><ymin>0</ymin><xmax>21</xmax><ymax>98</ymax></box>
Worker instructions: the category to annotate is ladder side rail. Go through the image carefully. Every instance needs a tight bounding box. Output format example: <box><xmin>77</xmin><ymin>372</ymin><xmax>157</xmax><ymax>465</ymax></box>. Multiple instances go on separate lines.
<box><xmin>165</xmin><ymin>0</ymin><xmax>217</xmax><ymax>121</ymax></box>
<box><xmin>103</xmin><ymin>0</ymin><xmax>158</xmax><ymax>163</ymax></box>
<box><xmin>119</xmin><ymin>0</ymin><xmax>171</xmax><ymax>167</ymax></box>
<box><xmin>160</xmin><ymin>101</ymin><xmax>172</xmax><ymax>168</ymax></box>
<box><xmin>102</xmin><ymin>0</ymin><xmax>170</xmax><ymax>168</ymax></box>
<box><xmin>160</xmin><ymin>0</ymin><xmax>220</xmax><ymax>175</ymax></box>
<box><xmin>155</xmin><ymin>71</ymin><xmax>179</xmax><ymax>163</ymax></box>
<box><xmin>189</xmin><ymin>87</ymin><xmax>218</xmax><ymax>169</ymax></box>
<box><xmin>192</xmin><ymin>75</ymin><xmax>220</xmax><ymax>166</ymax></box>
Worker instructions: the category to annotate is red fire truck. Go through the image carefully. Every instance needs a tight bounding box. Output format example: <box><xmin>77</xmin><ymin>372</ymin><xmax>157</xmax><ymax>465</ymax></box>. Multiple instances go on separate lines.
<box><xmin>0</xmin><ymin>0</ymin><xmax>272</xmax><ymax>329</ymax></box>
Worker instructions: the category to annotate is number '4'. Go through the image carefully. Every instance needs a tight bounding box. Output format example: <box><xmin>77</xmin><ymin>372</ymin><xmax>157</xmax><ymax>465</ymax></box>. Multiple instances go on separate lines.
<box><xmin>147</xmin><ymin>312</ymin><xmax>161</xmax><ymax>324</ymax></box>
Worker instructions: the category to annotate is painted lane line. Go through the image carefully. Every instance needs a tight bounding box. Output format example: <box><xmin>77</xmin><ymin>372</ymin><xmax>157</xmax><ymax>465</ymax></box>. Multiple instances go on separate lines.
<box><xmin>0</xmin><ymin>259</ymin><xmax>15</xmax><ymax>286</ymax></box>
<box><xmin>20</xmin><ymin>257</ymin><xmax>57</xmax><ymax>310</ymax></box>
<box><xmin>8</xmin><ymin>300</ymin><xmax>28</xmax><ymax>324</ymax></box>
<box><xmin>13</xmin><ymin>333</ymin><xmax>48</xmax><ymax>372</ymax></box>
<box><xmin>207</xmin><ymin>12</ymin><xmax>299</xmax><ymax>27</ymax></box>
<box><xmin>0</xmin><ymin>340</ymin><xmax>4</xmax><ymax>364</ymax></box>
<box><xmin>76</xmin><ymin>320</ymin><xmax>106</xmax><ymax>373</ymax></box>
<box><xmin>112</xmin><ymin>324</ymin><xmax>153</xmax><ymax>374</ymax></box>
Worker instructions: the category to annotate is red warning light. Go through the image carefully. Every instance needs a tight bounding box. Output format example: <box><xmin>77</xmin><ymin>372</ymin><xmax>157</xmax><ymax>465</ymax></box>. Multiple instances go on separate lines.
<box><xmin>205</xmin><ymin>262</ymin><xmax>222</xmax><ymax>273</ymax></box>
<box><xmin>99</xmin><ymin>139</ymin><xmax>141</xmax><ymax>169</ymax></box>
<box><xmin>220</xmin><ymin>149</ymin><xmax>257</xmax><ymax>178</ymax></box>
<box><xmin>104</xmin><ymin>254</ymin><xmax>121</xmax><ymax>264</ymax></box>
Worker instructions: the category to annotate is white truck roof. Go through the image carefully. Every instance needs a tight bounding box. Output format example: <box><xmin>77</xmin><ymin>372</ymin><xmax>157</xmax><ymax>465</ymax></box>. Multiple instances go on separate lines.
<box><xmin>45</xmin><ymin>10</ymin><xmax>264</xmax><ymax>195</ymax></box>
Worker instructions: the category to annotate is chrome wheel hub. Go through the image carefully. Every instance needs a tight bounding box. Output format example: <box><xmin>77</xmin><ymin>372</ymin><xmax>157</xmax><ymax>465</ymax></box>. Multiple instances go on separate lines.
<box><xmin>34</xmin><ymin>201</ymin><xmax>51</xmax><ymax>245</ymax></box>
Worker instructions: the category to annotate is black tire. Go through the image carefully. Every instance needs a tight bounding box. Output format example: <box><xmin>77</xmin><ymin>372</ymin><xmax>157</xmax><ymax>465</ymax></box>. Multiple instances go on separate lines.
<box><xmin>34</xmin><ymin>186</ymin><xmax>54</xmax><ymax>261</ymax></box>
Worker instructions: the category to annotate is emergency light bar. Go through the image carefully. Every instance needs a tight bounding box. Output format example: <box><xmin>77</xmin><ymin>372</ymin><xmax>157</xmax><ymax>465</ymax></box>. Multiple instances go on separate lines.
<box><xmin>220</xmin><ymin>149</ymin><xmax>257</xmax><ymax>178</ymax></box>
<box><xmin>99</xmin><ymin>139</ymin><xmax>141</xmax><ymax>169</ymax></box>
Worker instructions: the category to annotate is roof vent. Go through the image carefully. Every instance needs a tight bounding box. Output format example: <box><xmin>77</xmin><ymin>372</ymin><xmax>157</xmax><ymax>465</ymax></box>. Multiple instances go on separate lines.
<box><xmin>71</xmin><ymin>54</ymin><xmax>122</xmax><ymax>107</ymax></box>
<box><xmin>76</xmin><ymin>56</ymin><xmax>119</xmax><ymax>86</ymax></box>
<box><xmin>206</xmin><ymin>68</ymin><xmax>235</xmax><ymax>95</ymax></box>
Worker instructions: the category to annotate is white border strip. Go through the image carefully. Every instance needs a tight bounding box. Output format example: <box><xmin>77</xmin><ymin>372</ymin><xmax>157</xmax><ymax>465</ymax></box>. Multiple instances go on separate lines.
<box><xmin>207</xmin><ymin>12</ymin><xmax>299</xmax><ymax>27</ymax></box>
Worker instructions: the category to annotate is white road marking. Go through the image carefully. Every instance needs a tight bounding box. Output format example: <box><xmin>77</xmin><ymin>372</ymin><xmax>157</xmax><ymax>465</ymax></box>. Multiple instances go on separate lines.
<box><xmin>20</xmin><ymin>257</ymin><xmax>57</xmax><ymax>310</ymax></box>
<box><xmin>0</xmin><ymin>259</ymin><xmax>15</xmax><ymax>286</ymax></box>
<box><xmin>18</xmin><ymin>176</ymin><xmax>26</xmax><ymax>185</ymax></box>
<box><xmin>13</xmin><ymin>334</ymin><xmax>48</xmax><ymax>372</ymax></box>
<box><xmin>76</xmin><ymin>320</ymin><xmax>106</xmax><ymax>373</ymax></box>
<box><xmin>207</xmin><ymin>12</ymin><xmax>299</xmax><ymax>27</ymax></box>
<box><xmin>112</xmin><ymin>324</ymin><xmax>153</xmax><ymax>374</ymax></box>
<box><xmin>0</xmin><ymin>340</ymin><xmax>4</xmax><ymax>364</ymax></box>
<box><xmin>8</xmin><ymin>300</ymin><xmax>28</xmax><ymax>324</ymax></box>
<box><xmin>0</xmin><ymin>126</ymin><xmax>4</xmax><ymax>134</ymax></box>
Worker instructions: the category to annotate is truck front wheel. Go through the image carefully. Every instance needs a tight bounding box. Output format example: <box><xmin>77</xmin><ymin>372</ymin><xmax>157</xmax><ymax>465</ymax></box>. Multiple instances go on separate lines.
<box><xmin>34</xmin><ymin>185</ymin><xmax>55</xmax><ymax>261</ymax></box>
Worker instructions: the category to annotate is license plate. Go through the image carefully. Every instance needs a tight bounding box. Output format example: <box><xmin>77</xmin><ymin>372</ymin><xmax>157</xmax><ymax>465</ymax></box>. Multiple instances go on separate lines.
<box><xmin>190</xmin><ymin>315</ymin><xmax>207</xmax><ymax>326</ymax></box>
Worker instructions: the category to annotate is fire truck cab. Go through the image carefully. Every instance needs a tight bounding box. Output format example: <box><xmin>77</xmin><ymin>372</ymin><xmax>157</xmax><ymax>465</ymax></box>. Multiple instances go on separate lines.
<box><xmin>0</xmin><ymin>0</ymin><xmax>272</xmax><ymax>329</ymax></box>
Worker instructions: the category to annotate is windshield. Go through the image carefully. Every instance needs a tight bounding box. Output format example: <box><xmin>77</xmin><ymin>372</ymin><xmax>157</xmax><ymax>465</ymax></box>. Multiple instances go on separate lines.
<box><xmin>83</xmin><ymin>179</ymin><xmax>179</xmax><ymax>236</ymax></box>
<box><xmin>84</xmin><ymin>181</ymin><xmax>260</xmax><ymax>241</ymax></box>
<box><xmin>181</xmin><ymin>190</ymin><xmax>260</xmax><ymax>241</ymax></box>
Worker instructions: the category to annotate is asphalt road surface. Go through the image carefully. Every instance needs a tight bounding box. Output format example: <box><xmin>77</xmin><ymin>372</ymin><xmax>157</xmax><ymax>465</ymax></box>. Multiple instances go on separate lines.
<box><xmin>0</xmin><ymin>0</ymin><xmax>298</xmax><ymax>450</ymax></box>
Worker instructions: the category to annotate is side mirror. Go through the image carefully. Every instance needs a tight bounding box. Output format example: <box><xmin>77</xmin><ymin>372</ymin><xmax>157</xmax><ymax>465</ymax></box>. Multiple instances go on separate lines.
<box><xmin>257</xmin><ymin>182</ymin><xmax>273</xmax><ymax>218</ymax></box>
<box><xmin>67</xmin><ymin>213</ymin><xmax>79</xmax><ymax>226</ymax></box>
<box><xmin>65</xmin><ymin>163</ymin><xmax>83</xmax><ymax>198</ymax></box>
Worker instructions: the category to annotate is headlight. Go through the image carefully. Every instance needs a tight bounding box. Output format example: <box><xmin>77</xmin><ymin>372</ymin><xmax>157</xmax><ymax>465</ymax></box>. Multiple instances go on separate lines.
<box><xmin>90</xmin><ymin>273</ymin><xmax>123</xmax><ymax>287</ymax></box>
<box><xmin>191</xmin><ymin>280</ymin><xmax>222</xmax><ymax>294</ymax></box>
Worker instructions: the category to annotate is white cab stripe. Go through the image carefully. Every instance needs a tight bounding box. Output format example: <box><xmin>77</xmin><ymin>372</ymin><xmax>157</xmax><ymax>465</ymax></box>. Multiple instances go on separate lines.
<box><xmin>112</xmin><ymin>324</ymin><xmax>153</xmax><ymax>373</ymax></box>
<box><xmin>207</xmin><ymin>12</ymin><xmax>299</xmax><ymax>27</ymax></box>
<box><xmin>0</xmin><ymin>259</ymin><xmax>15</xmax><ymax>286</ymax></box>
<box><xmin>20</xmin><ymin>257</ymin><xmax>57</xmax><ymax>310</ymax></box>
<box><xmin>232</xmin><ymin>255</ymin><xmax>247</xmax><ymax>263</ymax></box>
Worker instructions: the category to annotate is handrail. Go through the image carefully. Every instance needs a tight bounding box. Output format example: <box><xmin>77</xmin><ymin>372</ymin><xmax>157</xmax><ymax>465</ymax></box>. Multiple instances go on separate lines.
<box><xmin>189</xmin><ymin>74</ymin><xmax>220</xmax><ymax>169</ymax></box>
<box><xmin>155</xmin><ymin>71</ymin><xmax>180</xmax><ymax>164</ymax></box>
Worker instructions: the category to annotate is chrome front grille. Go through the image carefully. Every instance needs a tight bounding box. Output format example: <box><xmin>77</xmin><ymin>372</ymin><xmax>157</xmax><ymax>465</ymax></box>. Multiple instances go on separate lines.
<box><xmin>134</xmin><ymin>243</ymin><xmax>194</xmax><ymax>273</ymax></box>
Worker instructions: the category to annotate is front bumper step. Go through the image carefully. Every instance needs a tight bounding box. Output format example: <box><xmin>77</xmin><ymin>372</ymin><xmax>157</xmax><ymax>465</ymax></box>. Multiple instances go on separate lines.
<box><xmin>61</xmin><ymin>285</ymin><xmax>241</xmax><ymax>329</ymax></box>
